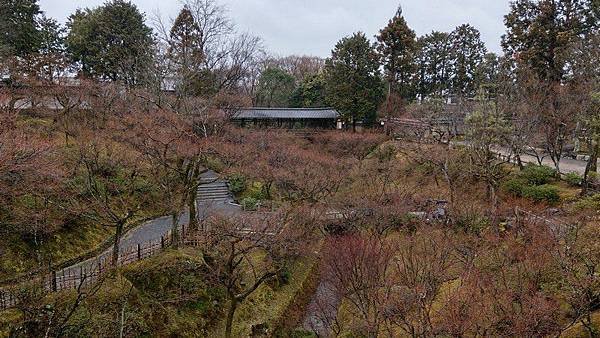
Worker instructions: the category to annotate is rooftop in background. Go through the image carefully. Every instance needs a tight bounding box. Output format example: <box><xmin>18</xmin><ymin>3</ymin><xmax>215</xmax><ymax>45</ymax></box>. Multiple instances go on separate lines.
<box><xmin>232</xmin><ymin>107</ymin><xmax>340</xmax><ymax>120</ymax></box>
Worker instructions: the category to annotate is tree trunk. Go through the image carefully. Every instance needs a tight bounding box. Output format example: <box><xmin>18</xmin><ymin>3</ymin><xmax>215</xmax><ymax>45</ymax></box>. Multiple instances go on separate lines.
<box><xmin>516</xmin><ymin>154</ymin><xmax>524</xmax><ymax>171</ymax></box>
<box><xmin>488</xmin><ymin>183</ymin><xmax>498</xmax><ymax>225</ymax></box>
<box><xmin>171</xmin><ymin>213</ymin><xmax>180</xmax><ymax>249</ymax></box>
<box><xmin>582</xmin><ymin>312</ymin><xmax>597</xmax><ymax>337</ymax></box>
<box><xmin>443</xmin><ymin>170</ymin><xmax>455</xmax><ymax>204</ymax></box>
<box><xmin>112</xmin><ymin>222</ymin><xmax>124</xmax><ymax>266</ymax></box>
<box><xmin>118</xmin><ymin>302</ymin><xmax>126</xmax><ymax>338</ymax></box>
<box><xmin>225</xmin><ymin>296</ymin><xmax>238</xmax><ymax>338</ymax></box>
<box><xmin>590</xmin><ymin>142</ymin><xmax>599</xmax><ymax>173</ymax></box>
<box><xmin>582</xmin><ymin>142</ymin><xmax>599</xmax><ymax>196</ymax></box>
<box><xmin>550</xmin><ymin>151</ymin><xmax>561</xmax><ymax>174</ymax></box>
<box><xmin>262</xmin><ymin>182</ymin><xmax>272</xmax><ymax>200</ymax></box>
<box><xmin>188</xmin><ymin>189</ymin><xmax>198</xmax><ymax>231</ymax></box>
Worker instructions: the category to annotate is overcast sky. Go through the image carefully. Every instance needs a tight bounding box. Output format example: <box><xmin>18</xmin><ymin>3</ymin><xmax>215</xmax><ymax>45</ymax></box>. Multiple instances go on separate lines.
<box><xmin>39</xmin><ymin>0</ymin><xmax>510</xmax><ymax>57</ymax></box>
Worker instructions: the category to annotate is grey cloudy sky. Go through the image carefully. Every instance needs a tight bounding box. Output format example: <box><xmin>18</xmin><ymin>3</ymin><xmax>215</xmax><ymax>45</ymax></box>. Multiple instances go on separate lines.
<box><xmin>39</xmin><ymin>0</ymin><xmax>510</xmax><ymax>57</ymax></box>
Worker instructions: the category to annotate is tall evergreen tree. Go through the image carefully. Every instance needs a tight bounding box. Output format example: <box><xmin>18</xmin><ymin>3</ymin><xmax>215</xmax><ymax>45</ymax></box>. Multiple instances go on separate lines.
<box><xmin>502</xmin><ymin>0</ymin><xmax>597</xmax><ymax>82</ymax></box>
<box><xmin>477</xmin><ymin>52</ymin><xmax>500</xmax><ymax>93</ymax></box>
<box><xmin>289</xmin><ymin>73</ymin><xmax>327</xmax><ymax>108</ymax></box>
<box><xmin>66</xmin><ymin>0</ymin><xmax>154</xmax><ymax>86</ymax></box>
<box><xmin>324</xmin><ymin>32</ymin><xmax>384</xmax><ymax>129</ymax></box>
<box><xmin>38</xmin><ymin>15</ymin><xmax>64</xmax><ymax>56</ymax></box>
<box><xmin>168</xmin><ymin>5</ymin><xmax>204</xmax><ymax>95</ymax></box>
<box><xmin>35</xmin><ymin>15</ymin><xmax>67</xmax><ymax>80</ymax></box>
<box><xmin>0</xmin><ymin>0</ymin><xmax>41</xmax><ymax>57</ymax></box>
<box><xmin>376</xmin><ymin>6</ymin><xmax>418</xmax><ymax>101</ymax></box>
<box><xmin>450</xmin><ymin>24</ymin><xmax>487</xmax><ymax>98</ymax></box>
<box><xmin>415</xmin><ymin>31</ymin><xmax>453</xmax><ymax>99</ymax></box>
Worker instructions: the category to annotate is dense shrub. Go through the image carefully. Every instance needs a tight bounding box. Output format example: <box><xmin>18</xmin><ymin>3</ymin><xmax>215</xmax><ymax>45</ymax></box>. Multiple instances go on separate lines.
<box><xmin>228</xmin><ymin>173</ymin><xmax>246</xmax><ymax>194</ymax></box>
<box><xmin>522</xmin><ymin>185</ymin><xmax>560</xmax><ymax>204</ymax></box>
<box><xmin>454</xmin><ymin>213</ymin><xmax>490</xmax><ymax>234</ymax></box>
<box><xmin>519</xmin><ymin>165</ymin><xmax>557</xmax><ymax>185</ymax></box>
<box><xmin>241</xmin><ymin>197</ymin><xmax>259</xmax><ymax>211</ymax></box>
<box><xmin>375</xmin><ymin>144</ymin><xmax>396</xmax><ymax>162</ymax></box>
<box><xmin>503</xmin><ymin>178</ymin><xmax>528</xmax><ymax>197</ymax></box>
<box><xmin>204</xmin><ymin>156</ymin><xmax>225</xmax><ymax>173</ymax></box>
<box><xmin>564</xmin><ymin>172</ymin><xmax>583</xmax><ymax>187</ymax></box>
<box><xmin>574</xmin><ymin>193</ymin><xmax>600</xmax><ymax>210</ymax></box>
<box><xmin>246</xmin><ymin>182</ymin><xmax>269</xmax><ymax>200</ymax></box>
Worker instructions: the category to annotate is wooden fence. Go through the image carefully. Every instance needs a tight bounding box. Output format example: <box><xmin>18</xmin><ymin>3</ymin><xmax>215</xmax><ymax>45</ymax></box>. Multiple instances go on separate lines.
<box><xmin>0</xmin><ymin>225</ymin><xmax>205</xmax><ymax>311</ymax></box>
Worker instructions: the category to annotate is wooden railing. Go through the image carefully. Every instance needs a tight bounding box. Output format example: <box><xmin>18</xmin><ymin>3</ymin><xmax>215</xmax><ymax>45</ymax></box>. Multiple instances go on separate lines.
<box><xmin>0</xmin><ymin>226</ymin><xmax>206</xmax><ymax>311</ymax></box>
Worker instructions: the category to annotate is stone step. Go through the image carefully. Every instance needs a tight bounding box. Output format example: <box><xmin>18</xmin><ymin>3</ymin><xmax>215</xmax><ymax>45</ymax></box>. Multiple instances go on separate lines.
<box><xmin>196</xmin><ymin>173</ymin><xmax>232</xmax><ymax>203</ymax></box>
<box><xmin>199</xmin><ymin>190</ymin><xmax>228</xmax><ymax>193</ymax></box>
<box><xmin>198</xmin><ymin>192</ymin><xmax>230</xmax><ymax>198</ymax></box>
<box><xmin>199</xmin><ymin>180</ymin><xmax>227</xmax><ymax>185</ymax></box>
<box><xmin>199</xmin><ymin>189</ymin><xmax>229</xmax><ymax>193</ymax></box>
<box><xmin>199</xmin><ymin>180</ymin><xmax>219</xmax><ymax>185</ymax></box>
<box><xmin>200</xmin><ymin>176</ymin><xmax>220</xmax><ymax>182</ymax></box>
<box><xmin>198</xmin><ymin>196</ymin><xmax>230</xmax><ymax>200</ymax></box>
<box><xmin>198</xmin><ymin>192</ymin><xmax>231</xmax><ymax>198</ymax></box>
<box><xmin>198</xmin><ymin>182</ymin><xmax>229</xmax><ymax>189</ymax></box>
<box><xmin>199</xmin><ymin>187</ymin><xmax>229</xmax><ymax>192</ymax></box>
<box><xmin>199</xmin><ymin>184</ymin><xmax>229</xmax><ymax>189</ymax></box>
<box><xmin>198</xmin><ymin>185</ymin><xmax>229</xmax><ymax>191</ymax></box>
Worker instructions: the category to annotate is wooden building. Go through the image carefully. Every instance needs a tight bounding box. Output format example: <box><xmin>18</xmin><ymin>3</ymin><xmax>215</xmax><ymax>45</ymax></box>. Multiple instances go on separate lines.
<box><xmin>231</xmin><ymin>108</ymin><xmax>342</xmax><ymax>129</ymax></box>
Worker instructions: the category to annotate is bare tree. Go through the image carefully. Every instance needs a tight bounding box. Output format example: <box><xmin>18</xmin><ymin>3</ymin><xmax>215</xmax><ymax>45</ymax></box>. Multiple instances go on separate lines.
<box><xmin>385</xmin><ymin>228</ymin><xmax>454</xmax><ymax>337</ymax></box>
<box><xmin>265</xmin><ymin>54</ymin><xmax>325</xmax><ymax>83</ymax></box>
<box><xmin>554</xmin><ymin>217</ymin><xmax>600</xmax><ymax>336</ymax></box>
<box><xmin>322</xmin><ymin>233</ymin><xmax>396</xmax><ymax>337</ymax></box>
<box><xmin>122</xmin><ymin>108</ymin><xmax>207</xmax><ymax>241</ymax></box>
<box><xmin>154</xmin><ymin>0</ymin><xmax>264</xmax><ymax>97</ymax></box>
<box><xmin>68</xmin><ymin>135</ymin><xmax>151</xmax><ymax>266</ymax></box>
<box><xmin>12</xmin><ymin>273</ymin><xmax>105</xmax><ymax>337</ymax></box>
<box><xmin>198</xmin><ymin>208</ymin><xmax>314</xmax><ymax>338</ymax></box>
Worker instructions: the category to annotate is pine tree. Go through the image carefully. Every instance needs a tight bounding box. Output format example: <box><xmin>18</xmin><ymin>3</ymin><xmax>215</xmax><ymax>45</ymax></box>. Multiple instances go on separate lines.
<box><xmin>376</xmin><ymin>6</ymin><xmax>418</xmax><ymax>101</ymax></box>
<box><xmin>324</xmin><ymin>32</ymin><xmax>385</xmax><ymax>130</ymax></box>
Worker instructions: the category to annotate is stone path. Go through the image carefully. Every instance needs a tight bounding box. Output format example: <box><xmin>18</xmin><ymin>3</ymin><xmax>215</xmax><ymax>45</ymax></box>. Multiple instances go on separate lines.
<box><xmin>451</xmin><ymin>141</ymin><xmax>592</xmax><ymax>175</ymax></box>
<box><xmin>492</xmin><ymin>146</ymin><xmax>590</xmax><ymax>175</ymax></box>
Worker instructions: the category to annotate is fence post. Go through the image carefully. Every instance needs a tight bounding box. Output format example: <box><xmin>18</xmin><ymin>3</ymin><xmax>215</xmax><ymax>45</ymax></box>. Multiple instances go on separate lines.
<box><xmin>137</xmin><ymin>244</ymin><xmax>141</xmax><ymax>260</ymax></box>
<box><xmin>161</xmin><ymin>236</ymin><xmax>165</xmax><ymax>249</ymax></box>
<box><xmin>51</xmin><ymin>271</ymin><xmax>57</xmax><ymax>292</ymax></box>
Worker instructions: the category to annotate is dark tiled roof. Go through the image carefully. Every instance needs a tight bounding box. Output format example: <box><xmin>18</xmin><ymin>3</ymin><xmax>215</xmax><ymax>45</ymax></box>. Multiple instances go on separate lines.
<box><xmin>233</xmin><ymin>107</ymin><xmax>340</xmax><ymax>119</ymax></box>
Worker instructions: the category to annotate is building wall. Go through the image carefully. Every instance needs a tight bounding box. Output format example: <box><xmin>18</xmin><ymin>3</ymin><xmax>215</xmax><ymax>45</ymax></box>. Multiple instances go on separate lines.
<box><xmin>232</xmin><ymin>118</ymin><xmax>337</xmax><ymax>129</ymax></box>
